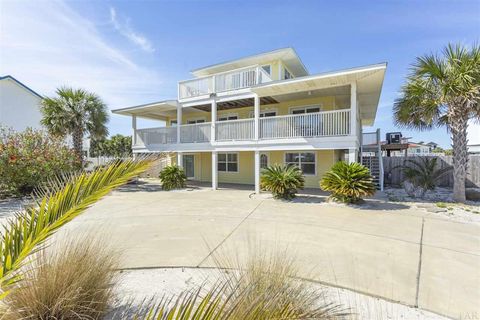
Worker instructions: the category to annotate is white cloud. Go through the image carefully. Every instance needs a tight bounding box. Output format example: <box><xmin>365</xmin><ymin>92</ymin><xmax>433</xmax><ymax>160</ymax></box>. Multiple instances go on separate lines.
<box><xmin>109</xmin><ymin>7</ymin><xmax>154</xmax><ymax>53</ymax></box>
<box><xmin>0</xmin><ymin>0</ymin><xmax>164</xmax><ymax>134</ymax></box>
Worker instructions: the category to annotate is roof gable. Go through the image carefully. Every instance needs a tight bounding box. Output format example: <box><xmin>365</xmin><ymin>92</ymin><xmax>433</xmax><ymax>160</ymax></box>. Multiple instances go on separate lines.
<box><xmin>0</xmin><ymin>75</ymin><xmax>43</xmax><ymax>99</ymax></box>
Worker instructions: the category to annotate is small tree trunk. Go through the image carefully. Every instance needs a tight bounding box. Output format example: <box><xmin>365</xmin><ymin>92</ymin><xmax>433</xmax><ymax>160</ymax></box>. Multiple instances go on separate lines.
<box><xmin>72</xmin><ymin>128</ymin><xmax>84</xmax><ymax>166</ymax></box>
<box><xmin>449</xmin><ymin>105</ymin><xmax>468</xmax><ymax>203</ymax></box>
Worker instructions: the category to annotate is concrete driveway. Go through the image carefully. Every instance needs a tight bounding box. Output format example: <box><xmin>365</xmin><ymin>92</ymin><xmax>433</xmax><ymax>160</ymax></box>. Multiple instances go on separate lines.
<box><xmin>60</xmin><ymin>181</ymin><xmax>480</xmax><ymax>319</ymax></box>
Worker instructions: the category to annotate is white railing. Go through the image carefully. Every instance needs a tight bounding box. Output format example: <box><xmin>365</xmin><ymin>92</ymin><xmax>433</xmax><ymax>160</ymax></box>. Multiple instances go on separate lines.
<box><xmin>135</xmin><ymin>127</ymin><xmax>177</xmax><ymax>146</ymax></box>
<box><xmin>259</xmin><ymin>109</ymin><xmax>351</xmax><ymax>139</ymax></box>
<box><xmin>178</xmin><ymin>77</ymin><xmax>213</xmax><ymax>99</ymax></box>
<box><xmin>216</xmin><ymin>118</ymin><xmax>254</xmax><ymax>141</ymax></box>
<box><xmin>178</xmin><ymin>65</ymin><xmax>273</xmax><ymax>99</ymax></box>
<box><xmin>362</xmin><ymin>131</ymin><xmax>379</xmax><ymax>147</ymax></box>
<box><xmin>180</xmin><ymin>122</ymin><xmax>211</xmax><ymax>143</ymax></box>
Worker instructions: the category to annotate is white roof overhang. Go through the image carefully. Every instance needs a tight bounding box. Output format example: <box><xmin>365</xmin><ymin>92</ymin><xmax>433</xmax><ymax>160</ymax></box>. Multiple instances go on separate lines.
<box><xmin>112</xmin><ymin>100</ymin><xmax>179</xmax><ymax>120</ymax></box>
<box><xmin>251</xmin><ymin>63</ymin><xmax>387</xmax><ymax>126</ymax></box>
<box><xmin>191</xmin><ymin>48</ymin><xmax>309</xmax><ymax>78</ymax></box>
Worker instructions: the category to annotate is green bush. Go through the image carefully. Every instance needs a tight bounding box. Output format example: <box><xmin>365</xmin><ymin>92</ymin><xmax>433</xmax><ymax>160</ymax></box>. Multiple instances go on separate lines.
<box><xmin>159</xmin><ymin>165</ymin><xmax>187</xmax><ymax>190</ymax></box>
<box><xmin>320</xmin><ymin>161</ymin><xmax>376</xmax><ymax>203</ymax></box>
<box><xmin>260</xmin><ymin>164</ymin><xmax>305</xmax><ymax>200</ymax></box>
<box><xmin>0</xmin><ymin>127</ymin><xmax>81</xmax><ymax>197</ymax></box>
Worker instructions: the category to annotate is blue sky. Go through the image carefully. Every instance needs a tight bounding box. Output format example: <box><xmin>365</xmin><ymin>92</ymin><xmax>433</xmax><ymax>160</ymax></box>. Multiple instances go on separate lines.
<box><xmin>1</xmin><ymin>0</ymin><xmax>479</xmax><ymax>148</ymax></box>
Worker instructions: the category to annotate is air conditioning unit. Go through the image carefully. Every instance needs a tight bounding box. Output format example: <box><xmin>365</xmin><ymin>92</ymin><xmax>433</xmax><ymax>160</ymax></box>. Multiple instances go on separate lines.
<box><xmin>386</xmin><ymin>132</ymin><xmax>402</xmax><ymax>144</ymax></box>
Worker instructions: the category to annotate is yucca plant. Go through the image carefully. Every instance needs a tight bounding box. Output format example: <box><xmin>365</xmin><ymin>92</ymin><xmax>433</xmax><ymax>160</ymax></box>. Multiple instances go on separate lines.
<box><xmin>0</xmin><ymin>158</ymin><xmax>152</xmax><ymax>298</ymax></box>
<box><xmin>260</xmin><ymin>165</ymin><xmax>305</xmax><ymax>200</ymax></box>
<box><xmin>159</xmin><ymin>165</ymin><xmax>187</xmax><ymax>191</ymax></box>
<box><xmin>320</xmin><ymin>161</ymin><xmax>376</xmax><ymax>203</ymax></box>
<box><xmin>396</xmin><ymin>157</ymin><xmax>452</xmax><ymax>198</ymax></box>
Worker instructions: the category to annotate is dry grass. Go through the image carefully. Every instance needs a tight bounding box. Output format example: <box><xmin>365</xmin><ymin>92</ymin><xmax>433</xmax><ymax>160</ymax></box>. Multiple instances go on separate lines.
<box><xmin>2</xmin><ymin>236</ymin><xmax>119</xmax><ymax>319</ymax></box>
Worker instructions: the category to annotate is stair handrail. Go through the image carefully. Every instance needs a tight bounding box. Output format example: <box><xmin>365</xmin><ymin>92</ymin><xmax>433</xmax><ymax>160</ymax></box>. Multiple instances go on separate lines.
<box><xmin>376</xmin><ymin>128</ymin><xmax>384</xmax><ymax>191</ymax></box>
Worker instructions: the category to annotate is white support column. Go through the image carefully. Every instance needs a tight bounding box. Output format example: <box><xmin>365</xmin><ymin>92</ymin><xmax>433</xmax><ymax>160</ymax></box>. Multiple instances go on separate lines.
<box><xmin>211</xmin><ymin>99</ymin><xmax>217</xmax><ymax>142</ymax></box>
<box><xmin>254</xmin><ymin>150</ymin><xmax>260</xmax><ymax>194</ymax></box>
<box><xmin>350</xmin><ymin>81</ymin><xmax>357</xmax><ymax>136</ymax></box>
<box><xmin>254</xmin><ymin>94</ymin><xmax>260</xmax><ymax>140</ymax></box>
<box><xmin>347</xmin><ymin>148</ymin><xmax>357</xmax><ymax>164</ymax></box>
<box><xmin>212</xmin><ymin>151</ymin><xmax>218</xmax><ymax>190</ymax></box>
<box><xmin>176</xmin><ymin>103</ymin><xmax>182</xmax><ymax>144</ymax></box>
<box><xmin>132</xmin><ymin>115</ymin><xmax>137</xmax><ymax>146</ymax></box>
<box><xmin>177</xmin><ymin>152</ymin><xmax>183</xmax><ymax>167</ymax></box>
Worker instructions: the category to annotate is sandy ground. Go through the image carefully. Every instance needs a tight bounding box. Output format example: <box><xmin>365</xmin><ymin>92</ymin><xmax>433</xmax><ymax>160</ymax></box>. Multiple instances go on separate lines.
<box><xmin>114</xmin><ymin>267</ymin><xmax>447</xmax><ymax>320</ymax></box>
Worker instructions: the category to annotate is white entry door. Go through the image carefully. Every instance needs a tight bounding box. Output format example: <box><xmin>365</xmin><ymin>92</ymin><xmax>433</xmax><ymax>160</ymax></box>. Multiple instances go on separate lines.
<box><xmin>183</xmin><ymin>155</ymin><xmax>195</xmax><ymax>179</ymax></box>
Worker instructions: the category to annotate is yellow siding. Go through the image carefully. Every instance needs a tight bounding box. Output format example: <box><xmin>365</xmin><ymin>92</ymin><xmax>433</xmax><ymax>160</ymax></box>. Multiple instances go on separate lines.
<box><xmin>176</xmin><ymin>150</ymin><xmax>338</xmax><ymax>188</ymax></box>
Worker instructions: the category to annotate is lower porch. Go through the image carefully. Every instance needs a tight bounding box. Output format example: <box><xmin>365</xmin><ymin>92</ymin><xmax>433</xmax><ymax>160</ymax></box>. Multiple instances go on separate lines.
<box><xmin>160</xmin><ymin>149</ymin><xmax>353</xmax><ymax>192</ymax></box>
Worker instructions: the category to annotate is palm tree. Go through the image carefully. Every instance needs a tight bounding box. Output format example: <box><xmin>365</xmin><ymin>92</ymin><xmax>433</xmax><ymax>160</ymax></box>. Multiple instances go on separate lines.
<box><xmin>393</xmin><ymin>44</ymin><xmax>480</xmax><ymax>202</ymax></box>
<box><xmin>41</xmin><ymin>87</ymin><xmax>109</xmax><ymax>162</ymax></box>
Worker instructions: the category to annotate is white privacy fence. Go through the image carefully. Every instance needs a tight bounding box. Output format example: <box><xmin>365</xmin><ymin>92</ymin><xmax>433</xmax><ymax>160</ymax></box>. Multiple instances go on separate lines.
<box><xmin>178</xmin><ymin>65</ymin><xmax>273</xmax><ymax>99</ymax></box>
<box><xmin>216</xmin><ymin>118</ymin><xmax>254</xmax><ymax>141</ymax></box>
<box><xmin>259</xmin><ymin>109</ymin><xmax>351</xmax><ymax>139</ymax></box>
<box><xmin>179</xmin><ymin>123</ymin><xmax>211</xmax><ymax>143</ymax></box>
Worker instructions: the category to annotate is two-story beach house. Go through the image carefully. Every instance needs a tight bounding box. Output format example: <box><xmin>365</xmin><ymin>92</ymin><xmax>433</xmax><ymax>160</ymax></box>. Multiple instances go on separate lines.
<box><xmin>113</xmin><ymin>48</ymin><xmax>386</xmax><ymax>192</ymax></box>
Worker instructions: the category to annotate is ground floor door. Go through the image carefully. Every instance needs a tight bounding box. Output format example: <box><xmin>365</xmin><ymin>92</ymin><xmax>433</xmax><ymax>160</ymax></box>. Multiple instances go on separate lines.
<box><xmin>183</xmin><ymin>154</ymin><xmax>195</xmax><ymax>178</ymax></box>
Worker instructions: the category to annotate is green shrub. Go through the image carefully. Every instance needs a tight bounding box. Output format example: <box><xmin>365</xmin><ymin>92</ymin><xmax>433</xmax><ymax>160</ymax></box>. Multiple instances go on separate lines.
<box><xmin>260</xmin><ymin>164</ymin><xmax>305</xmax><ymax>200</ymax></box>
<box><xmin>0</xmin><ymin>127</ymin><xmax>81</xmax><ymax>197</ymax></box>
<box><xmin>159</xmin><ymin>165</ymin><xmax>187</xmax><ymax>190</ymax></box>
<box><xmin>320</xmin><ymin>161</ymin><xmax>376</xmax><ymax>203</ymax></box>
<box><xmin>3</xmin><ymin>237</ymin><xmax>118</xmax><ymax>320</ymax></box>
<box><xmin>396</xmin><ymin>157</ymin><xmax>452</xmax><ymax>198</ymax></box>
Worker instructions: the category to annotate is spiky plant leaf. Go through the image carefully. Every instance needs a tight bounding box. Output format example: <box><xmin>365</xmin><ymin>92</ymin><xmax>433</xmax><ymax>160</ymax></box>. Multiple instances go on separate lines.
<box><xmin>260</xmin><ymin>165</ymin><xmax>305</xmax><ymax>200</ymax></box>
<box><xmin>0</xmin><ymin>158</ymin><xmax>152</xmax><ymax>296</ymax></box>
<box><xmin>396</xmin><ymin>157</ymin><xmax>452</xmax><ymax>191</ymax></box>
<box><xmin>159</xmin><ymin>165</ymin><xmax>187</xmax><ymax>191</ymax></box>
<box><xmin>320</xmin><ymin>162</ymin><xmax>376</xmax><ymax>203</ymax></box>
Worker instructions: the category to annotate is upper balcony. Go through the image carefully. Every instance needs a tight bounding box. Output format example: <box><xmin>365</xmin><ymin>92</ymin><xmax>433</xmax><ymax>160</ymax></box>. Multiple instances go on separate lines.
<box><xmin>178</xmin><ymin>65</ymin><xmax>273</xmax><ymax>100</ymax></box>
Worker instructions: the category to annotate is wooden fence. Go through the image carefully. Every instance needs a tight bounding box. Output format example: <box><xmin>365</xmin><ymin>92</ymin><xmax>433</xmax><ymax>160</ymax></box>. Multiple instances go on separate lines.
<box><xmin>382</xmin><ymin>155</ymin><xmax>480</xmax><ymax>188</ymax></box>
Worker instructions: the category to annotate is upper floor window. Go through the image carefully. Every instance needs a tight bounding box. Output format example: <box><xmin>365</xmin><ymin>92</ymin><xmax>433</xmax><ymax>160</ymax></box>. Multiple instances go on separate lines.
<box><xmin>290</xmin><ymin>105</ymin><xmax>321</xmax><ymax>114</ymax></box>
<box><xmin>284</xmin><ymin>68</ymin><xmax>293</xmax><ymax>80</ymax></box>
<box><xmin>187</xmin><ymin>119</ymin><xmax>206</xmax><ymax>124</ymax></box>
<box><xmin>218</xmin><ymin>114</ymin><xmax>238</xmax><ymax>121</ymax></box>
<box><xmin>261</xmin><ymin>65</ymin><xmax>271</xmax><ymax>76</ymax></box>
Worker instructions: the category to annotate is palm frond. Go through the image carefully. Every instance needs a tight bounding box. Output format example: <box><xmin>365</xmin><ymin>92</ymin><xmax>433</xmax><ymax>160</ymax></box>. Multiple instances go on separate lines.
<box><xmin>0</xmin><ymin>158</ymin><xmax>152</xmax><ymax>295</ymax></box>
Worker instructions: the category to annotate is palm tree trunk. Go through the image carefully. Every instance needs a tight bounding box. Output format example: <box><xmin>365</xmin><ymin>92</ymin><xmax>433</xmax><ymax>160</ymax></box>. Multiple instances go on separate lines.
<box><xmin>450</xmin><ymin>107</ymin><xmax>468</xmax><ymax>203</ymax></box>
<box><xmin>72</xmin><ymin>128</ymin><xmax>84</xmax><ymax>165</ymax></box>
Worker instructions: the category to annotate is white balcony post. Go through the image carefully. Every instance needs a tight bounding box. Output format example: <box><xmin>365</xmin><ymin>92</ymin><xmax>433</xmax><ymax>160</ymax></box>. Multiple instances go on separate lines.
<box><xmin>256</xmin><ymin>66</ymin><xmax>261</xmax><ymax>84</ymax></box>
<box><xmin>347</xmin><ymin>148</ymin><xmax>357</xmax><ymax>164</ymax></box>
<box><xmin>132</xmin><ymin>115</ymin><xmax>137</xmax><ymax>146</ymax></box>
<box><xmin>212</xmin><ymin>151</ymin><xmax>218</xmax><ymax>190</ymax></box>
<box><xmin>254</xmin><ymin>150</ymin><xmax>260</xmax><ymax>194</ymax></box>
<box><xmin>177</xmin><ymin>152</ymin><xmax>183</xmax><ymax>167</ymax></box>
<box><xmin>211</xmin><ymin>99</ymin><xmax>217</xmax><ymax>142</ymax></box>
<box><xmin>350</xmin><ymin>81</ymin><xmax>357</xmax><ymax>136</ymax></box>
<box><xmin>254</xmin><ymin>94</ymin><xmax>260</xmax><ymax>140</ymax></box>
<box><xmin>177</xmin><ymin>103</ymin><xmax>182</xmax><ymax>144</ymax></box>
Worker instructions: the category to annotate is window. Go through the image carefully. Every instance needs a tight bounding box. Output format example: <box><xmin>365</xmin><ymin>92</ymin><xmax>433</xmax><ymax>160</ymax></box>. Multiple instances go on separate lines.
<box><xmin>187</xmin><ymin>119</ymin><xmax>205</xmax><ymax>124</ymax></box>
<box><xmin>218</xmin><ymin>153</ymin><xmax>238</xmax><ymax>172</ymax></box>
<box><xmin>285</xmin><ymin>152</ymin><xmax>316</xmax><ymax>175</ymax></box>
<box><xmin>290</xmin><ymin>105</ymin><xmax>321</xmax><ymax>114</ymax></box>
<box><xmin>284</xmin><ymin>68</ymin><xmax>293</xmax><ymax>80</ymax></box>
<box><xmin>260</xmin><ymin>111</ymin><xmax>276</xmax><ymax>117</ymax></box>
<box><xmin>170</xmin><ymin>120</ymin><xmax>177</xmax><ymax>127</ymax></box>
<box><xmin>260</xmin><ymin>154</ymin><xmax>268</xmax><ymax>169</ymax></box>
<box><xmin>218</xmin><ymin>115</ymin><xmax>238</xmax><ymax>121</ymax></box>
<box><xmin>261</xmin><ymin>65</ymin><xmax>271</xmax><ymax>75</ymax></box>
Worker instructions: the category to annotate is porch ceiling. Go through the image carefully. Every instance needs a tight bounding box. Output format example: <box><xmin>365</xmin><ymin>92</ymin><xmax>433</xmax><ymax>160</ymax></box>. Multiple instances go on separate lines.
<box><xmin>192</xmin><ymin>96</ymin><xmax>278</xmax><ymax>112</ymax></box>
<box><xmin>251</xmin><ymin>63</ymin><xmax>387</xmax><ymax>126</ymax></box>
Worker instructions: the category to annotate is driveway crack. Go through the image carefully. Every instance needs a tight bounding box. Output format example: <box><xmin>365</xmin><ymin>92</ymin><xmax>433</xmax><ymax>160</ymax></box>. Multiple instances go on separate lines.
<box><xmin>196</xmin><ymin>200</ymin><xmax>264</xmax><ymax>267</ymax></box>
<box><xmin>415</xmin><ymin>217</ymin><xmax>425</xmax><ymax>307</ymax></box>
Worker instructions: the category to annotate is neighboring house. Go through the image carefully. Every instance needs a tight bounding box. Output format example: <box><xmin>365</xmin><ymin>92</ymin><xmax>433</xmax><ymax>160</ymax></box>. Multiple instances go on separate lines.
<box><xmin>0</xmin><ymin>75</ymin><xmax>43</xmax><ymax>131</ymax></box>
<box><xmin>467</xmin><ymin>121</ymin><xmax>480</xmax><ymax>154</ymax></box>
<box><xmin>383</xmin><ymin>141</ymin><xmax>441</xmax><ymax>156</ymax></box>
<box><xmin>0</xmin><ymin>75</ymin><xmax>90</xmax><ymax>155</ymax></box>
<box><xmin>113</xmin><ymin>48</ymin><xmax>387</xmax><ymax>192</ymax></box>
